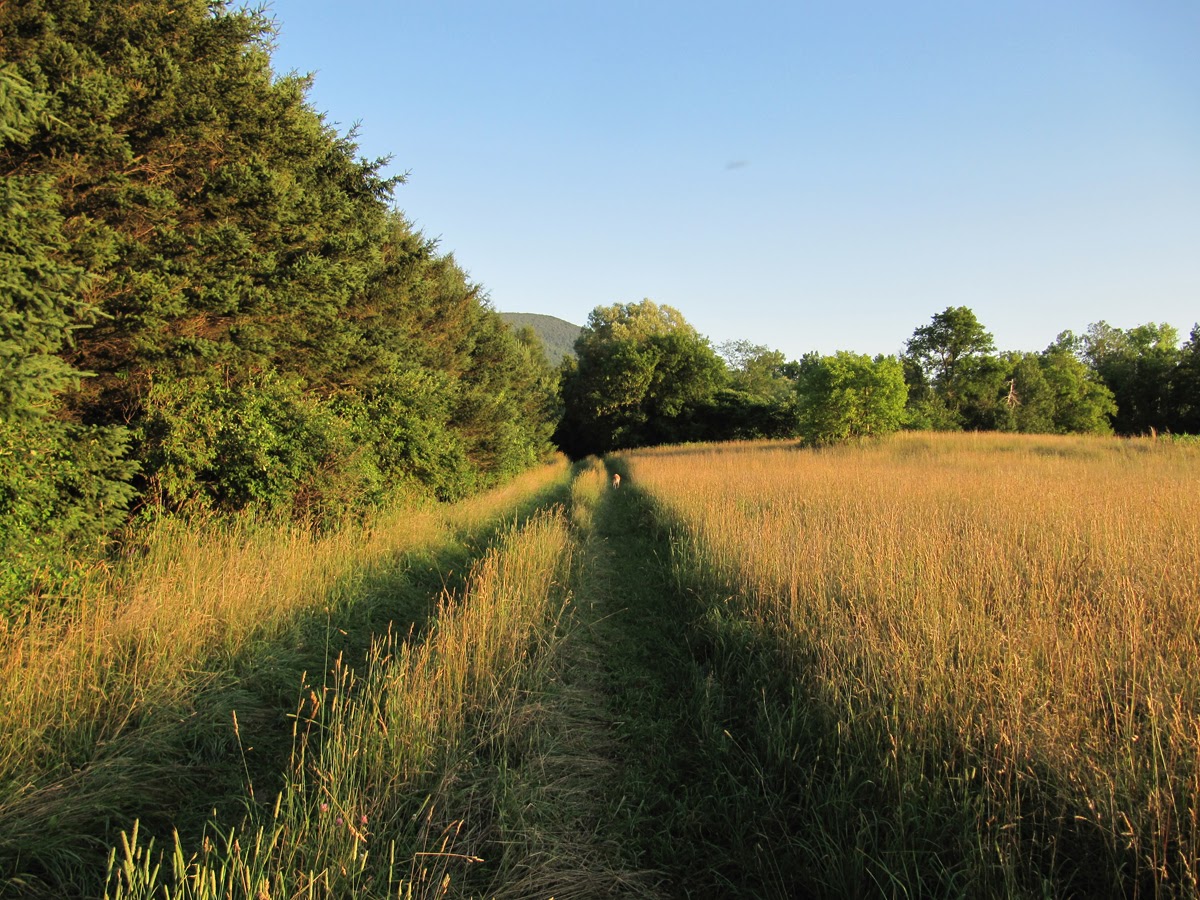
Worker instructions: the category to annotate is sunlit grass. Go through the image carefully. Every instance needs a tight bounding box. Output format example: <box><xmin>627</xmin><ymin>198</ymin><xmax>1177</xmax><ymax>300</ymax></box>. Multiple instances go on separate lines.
<box><xmin>104</xmin><ymin>507</ymin><xmax>575</xmax><ymax>898</ymax></box>
<box><xmin>624</xmin><ymin>431</ymin><xmax>1200</xmax><ymax>896</ymax></box>
<box><xmin>10</xmin><ymin>435</ymin><xmax>1200</xmax><ymax>895</ymax></box>
<box><xmin>0</xmin><ymin>457</ymin><xmax>571</xmax><ymax>894</ymax></box>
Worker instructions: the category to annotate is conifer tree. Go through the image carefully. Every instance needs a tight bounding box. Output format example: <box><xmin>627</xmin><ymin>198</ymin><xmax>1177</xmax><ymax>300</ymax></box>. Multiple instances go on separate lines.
<box><xmin>2</xmin><ymin>1</ymin><xmax>557</xmax><ymax>526</ymax></box>
<box><xmin>0</xmin><ymin>65</ymin><xmax>135</xmax><ymax>608</ymax></box>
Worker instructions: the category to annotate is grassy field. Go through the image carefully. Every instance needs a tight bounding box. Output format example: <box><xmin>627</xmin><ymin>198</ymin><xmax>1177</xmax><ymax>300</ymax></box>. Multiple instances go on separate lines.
<box><xmin>1</xmin><ymin>459</ymin><xmax>577</xmax><ymax>897</ymax></box>
<box><xmin>622</xmin><ymin>432</ymin><xmax>1200</xmax><ymax>897</ymax></box>
<box><xmin>3</xmin><ymin>434</ymin><xmax>1198</xmax><ymax>898</ymax></box>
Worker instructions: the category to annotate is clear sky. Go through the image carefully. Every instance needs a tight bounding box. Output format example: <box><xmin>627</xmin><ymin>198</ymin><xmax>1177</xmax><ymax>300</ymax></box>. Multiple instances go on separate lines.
<box><xmin>263</xmin><ymin>0</ymin><xmax>1199</xmax><ymax>361</ymax></box>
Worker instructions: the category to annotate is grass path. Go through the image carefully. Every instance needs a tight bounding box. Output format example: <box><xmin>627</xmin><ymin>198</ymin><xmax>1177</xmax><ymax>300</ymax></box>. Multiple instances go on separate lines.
<box><xmin>574</xmin><ymin>469</ymin><xmax>706</xmax><ymax>893</ymax></box>
<box><xmin>7</xmin><ymin>455</ymin><xmax>801</xmax><ymax>898</ymax></box>
<box><xmin>481</xmin><ymin>463</ymin><xmax>674</xmax><ymax>898</ymax></box>
<box><xmin>499</xmin><ymin>459</ymin><xmax>795</xmax><ymax>898</ymax></box>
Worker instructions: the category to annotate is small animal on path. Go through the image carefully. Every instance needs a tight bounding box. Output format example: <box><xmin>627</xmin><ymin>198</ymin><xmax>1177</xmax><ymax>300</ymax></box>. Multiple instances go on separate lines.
<box><xmin>612</xmin><ymin>472</ymin><xmax>621</xmax><ymax>489</ymax></box>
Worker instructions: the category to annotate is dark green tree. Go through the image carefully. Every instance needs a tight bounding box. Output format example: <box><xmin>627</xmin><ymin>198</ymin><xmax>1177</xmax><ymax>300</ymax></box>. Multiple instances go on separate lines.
<box><xmin>694</xmin><ymin>340</ymin><xmax>800</xmax><ymax>440</ymax></box>
<box><xmin>1036</xmin><ymin>339</ymin><xmax>1116</xmax><ymax>434</ymax></box>
<box><xmin>903</xmin><ymin>306</ymin><xmax>997</xmax><ymax>428</ymax></box>
<box><xmin>0</xmin><ymin>66</ymin><xmax>89</xmax><ymax>417</ymax></box>
<box><xmin>901</xmin><ymin>356</ymin><xmax>960</xmax><ymax>431</ymax></box>
<box><xmin>1</xmin><ymin>2</ymin><xmax>557</xmax><ymax>524</ymax></box>
<box><xmin>0</xmin><ymin>65</ymin><xmax>136</xmax><ymax>608</ymax></box>
<box><xmin>1081</xmin><ymin>322</ymin><xmax>1180</xmax><ymax>434</ymax></box>
<box><xmin>905</xmin><ymin>306</ymin><xmax>996</xmax><ymax>389</ymax></box>
<box><xmin>953</xmin><ymin>354</ymin><xmax>1012</xmax><ymax>430</ymax></box>
<box><xmin>452</xmin><ymin>300</ymin><xmax>559</xmax><ymax>488</ymax></box>
<box><xmin>556</xmin><ymin>300</ymin><xmax>726</xmax><ymax>456</ymax></box>
<box><xmin>1</xmin><ymin>0</ymin><xmax>392</xmax><ymax>513</ymax></box>
<box><xmin>993</xmin><ymin>353</ymin><xmax>1056</xmax><ymax>434</ymax></box>
<box><xmin>1172</xmin><ymin>325</ymin><xmax>1200</xmax><ymax>434</ymax></box>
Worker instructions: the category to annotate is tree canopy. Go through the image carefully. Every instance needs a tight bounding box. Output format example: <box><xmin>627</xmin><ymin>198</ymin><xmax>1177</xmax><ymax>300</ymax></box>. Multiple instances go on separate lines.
<box><xmin>903</xmin><ymin>306</ymin><xmax>997</xmax><ymax>427</ymax></box>
<box><xmin>901</xmin><ymin>307</ymin><xmax>1131</xmax><ymax>436</ymax></box>
<box><xmin>553</xmin><ymin>298</ymin><xmax>1194</xmax><ymax>461</ymax></box>
<box><xmin>794</xmin><ymin>352</ymin><xmax>908</xmax><ymax>445</ymax></box>
<box><xmin>555</xmin><ymin>300</ymin><xmax>726</xmax><ymax>457</ymax></box>
<box><xmin>1080</xmin><ymin>322</ymin><xmax>1181</xmax><ymax>435</ymax></box>
<box><xmin>0</xmin><ymin>1</ymin><xmax>557</xmax><ymax>609</ymax></box>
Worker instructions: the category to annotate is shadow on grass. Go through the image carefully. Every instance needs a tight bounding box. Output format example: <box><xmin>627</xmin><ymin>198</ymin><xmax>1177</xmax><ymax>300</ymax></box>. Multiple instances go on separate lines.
<box><xmin>570</xmin><ymin>464</ymin><xmax>794</xmax><ymax>896</ymax></box>
<box><xmin>620</xmin><ymin>485</ymin><xmax>1154</xmax><ymax>900</ymax></box>
<box><xmin>0</xmin><ymin>474</ymin><xmax>574</xmax><ymax>900</ymax></box>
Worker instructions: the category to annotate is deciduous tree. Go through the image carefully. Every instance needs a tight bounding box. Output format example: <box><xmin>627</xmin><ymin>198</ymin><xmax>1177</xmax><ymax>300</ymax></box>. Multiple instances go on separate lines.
<box><xmin>794</xmin><ymin>352</ymin><xmax>907</xmax><ymax>445</ymax></box>
<box><xmin>556</xmin><ymin>300</ymin><xmax>726</xmax><ymax>456</ymax></box>
<box><xmin>1035</xmin><ymin>341</ymin><xmax>1116</xmax><ymax>434</ymax></box>
<box><xmin>903</xmin><ymin>306</ymin><xmax>996</xmax><ymax>427</ymax></box>
<box><xmin>1172</xmin><ymin>325</ymin><xmax>1200</xmax><ymax>434</ymax></box>
<box><xmin>1082</xmin><ymin>321</ymin><xmax>1181</xmax><ymax>435</ymax></box>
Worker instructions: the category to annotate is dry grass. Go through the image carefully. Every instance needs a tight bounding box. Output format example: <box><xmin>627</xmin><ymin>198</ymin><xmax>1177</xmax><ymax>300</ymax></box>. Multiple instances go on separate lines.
<box><xmin>624</xmin><ymin>432</ymin><xmax>1200</xmax><ymax>896</ymax></box>
<box><xmin>0</xmin><ymin>457</ymin><xmax>571</xmax><ymax>895</ymax></box>
<box><xmin>105</xmin><ymin>505</ymin><xmax>576</xmax><ymax>898</ymax></box>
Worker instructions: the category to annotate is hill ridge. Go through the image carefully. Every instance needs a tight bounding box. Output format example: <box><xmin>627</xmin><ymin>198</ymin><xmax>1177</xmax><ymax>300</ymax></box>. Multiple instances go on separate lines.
<box><xmin>500</xmin><ymin>312</ymin><xmax>582</xmax><ymax>363</ymax></box>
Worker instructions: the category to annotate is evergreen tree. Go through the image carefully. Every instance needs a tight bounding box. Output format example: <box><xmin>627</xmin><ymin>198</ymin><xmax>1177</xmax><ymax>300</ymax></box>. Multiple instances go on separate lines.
<box><xmin>0</xmin><ymin>65</ymin><xmax>135</xmax><ymax>608</ymax></box>
<box><xmin>1</xmin><ymin>1</ymin><xmax>557</xmax><ymax>526</ymax></box>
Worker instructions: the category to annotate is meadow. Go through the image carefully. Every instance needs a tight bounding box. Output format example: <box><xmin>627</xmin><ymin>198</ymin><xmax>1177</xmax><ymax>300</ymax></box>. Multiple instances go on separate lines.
<box><xmin>3</xmin><ymin>434</ymin><xmax>1198</xmax><ymax>898</ymax></box>
<box><xmin>0</xmin><ymin>458</ymin><xmax>581</xmax><ymax>897</ymax></box>
<box><xmin>622</xmin><ymin>431</ymin><xmax>1200</xmax><ymax>897</ymax></box>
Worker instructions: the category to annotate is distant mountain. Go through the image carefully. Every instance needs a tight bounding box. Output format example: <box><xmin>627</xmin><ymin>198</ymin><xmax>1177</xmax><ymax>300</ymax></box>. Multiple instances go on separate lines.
<box><xmin>500</xmin><ymin>313</ymin><xmax>583</xmax><ymax>364</ymax></box>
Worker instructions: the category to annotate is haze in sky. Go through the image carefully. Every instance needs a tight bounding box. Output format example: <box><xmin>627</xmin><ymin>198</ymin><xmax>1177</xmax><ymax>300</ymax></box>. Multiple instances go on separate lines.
<box><xmin>264</xmin><ymin>1</ymin><xmax>1199</xmax><ymax>361</ymax></box>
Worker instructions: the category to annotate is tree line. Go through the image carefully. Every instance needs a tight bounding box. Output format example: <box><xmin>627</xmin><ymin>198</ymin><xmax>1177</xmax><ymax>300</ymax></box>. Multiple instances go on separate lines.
<box><xmin>1</xmin><ymin>1</ymin><xmax>557</xmax><ymax>610</ymax></box>
<box><xmin>2</xmin><ymin>1</ymin><xmax>1195</xmax><ymax>613</ymax></box>
<box><xmin>554</xmin><ymin>300</ymin><xmax>1200</xmax><ymax>456</ymax></box>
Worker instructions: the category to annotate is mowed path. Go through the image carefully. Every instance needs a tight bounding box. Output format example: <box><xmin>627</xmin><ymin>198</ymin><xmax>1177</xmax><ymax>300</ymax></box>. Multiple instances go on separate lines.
<box><xmin>486</xmin><ymin>465</ymin><xmax>665</xmax><ymax>897</ymax></box>
<box><xmin>501</xmin><ymin>460</ymin><xmax>786</xmax><ymax>898</ymax></box>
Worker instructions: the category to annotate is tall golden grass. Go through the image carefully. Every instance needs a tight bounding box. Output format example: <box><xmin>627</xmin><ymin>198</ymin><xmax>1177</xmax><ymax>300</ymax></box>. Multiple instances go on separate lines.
<box><xmin>105</xmin><ymin>506</ymin><xmax>575</xmax><ymax>898</ymax></box>
<box><xmin>0</xmin><ymin>457</ymin><xmax>571</xmax><ymax>894</ymax></box>
<box><xmin>624</xmin><ymin>432</ymin><xmax>1200</xmax><ymax>895</ymax></box>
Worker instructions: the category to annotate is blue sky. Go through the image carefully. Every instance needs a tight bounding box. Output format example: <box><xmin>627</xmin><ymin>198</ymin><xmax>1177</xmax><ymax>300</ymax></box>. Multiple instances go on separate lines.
<box><xmin>264</xmin><ymin>1</ymin><xmax>1199</xmax><ymax>360</ymax></box>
